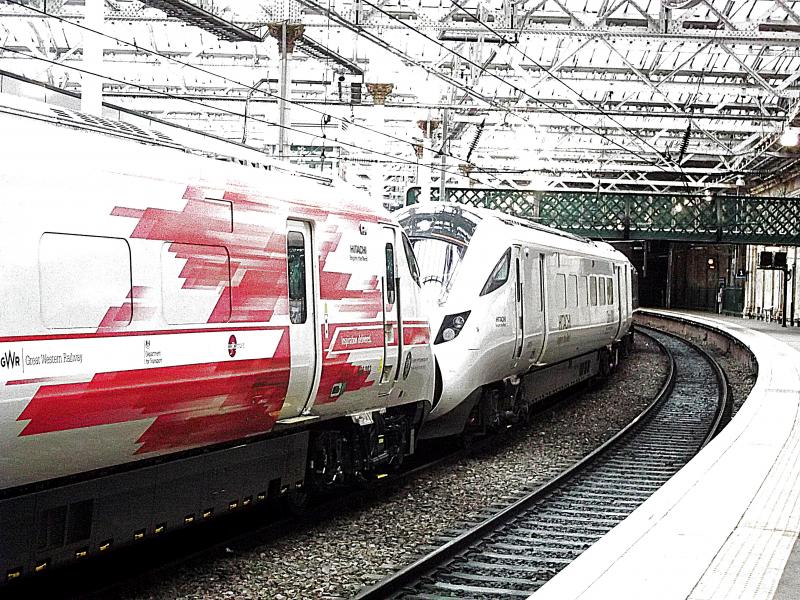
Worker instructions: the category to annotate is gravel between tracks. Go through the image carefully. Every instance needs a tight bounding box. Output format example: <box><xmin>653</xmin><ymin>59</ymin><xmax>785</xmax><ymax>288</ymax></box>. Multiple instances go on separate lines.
<box><xmin>114</xmin><ymin>336</ymin><xmax>669</xmax><ymax>600</ymax></box>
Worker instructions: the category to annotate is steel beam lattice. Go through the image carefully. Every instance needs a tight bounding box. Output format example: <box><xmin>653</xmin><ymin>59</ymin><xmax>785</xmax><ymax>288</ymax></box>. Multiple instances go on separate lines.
<box><xmin>405</xmin><ymin>187</ymin><xmax>800</xmax><ymax>244</ymax></box>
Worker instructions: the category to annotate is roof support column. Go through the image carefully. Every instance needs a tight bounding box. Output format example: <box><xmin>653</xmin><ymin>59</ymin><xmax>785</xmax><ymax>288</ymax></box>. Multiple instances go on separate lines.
<box><xmin>81</xmin><ymin>0</ymin><xmax>103</xmax><ymax>116</ymax></box>
<box><xmin>268</xmin><ymin>22</ymin><xmax>305</xmax><ymax>158</ymax></box>
<box><xmin>417</xmin><ymin>118</ymin><xmax>441</xmax><ymax>203</ymax></box>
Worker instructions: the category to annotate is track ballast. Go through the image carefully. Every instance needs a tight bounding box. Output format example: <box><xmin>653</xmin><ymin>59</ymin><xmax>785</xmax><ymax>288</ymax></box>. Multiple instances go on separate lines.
<box><xmin>356</xmin><ymin>327</ymin><xmax>731</xmax><ymax>599</ymax></box>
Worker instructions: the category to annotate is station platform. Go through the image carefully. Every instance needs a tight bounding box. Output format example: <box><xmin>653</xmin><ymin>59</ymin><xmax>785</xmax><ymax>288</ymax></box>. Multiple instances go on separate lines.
<box><xmin>532</xmin><ymin>310</ymin><xmax>800</xmax><ymax>600</ymax></box>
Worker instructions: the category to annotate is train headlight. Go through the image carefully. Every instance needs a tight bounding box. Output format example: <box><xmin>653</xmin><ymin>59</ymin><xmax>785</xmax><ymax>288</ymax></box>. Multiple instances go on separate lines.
<box><xmin>434</xmin><ymin>311</ymin><xmax>471</xmax><ymax>345</ymax></box>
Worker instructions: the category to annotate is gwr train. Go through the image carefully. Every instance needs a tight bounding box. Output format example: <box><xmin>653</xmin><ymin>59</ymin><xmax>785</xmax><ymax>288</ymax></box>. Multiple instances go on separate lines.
<box><xmin>0</xmin><ymin>93</ymin><xmax>636</xmax><ymax>584</ymax></box>
<box><xmin>0</xmin><ymin>95</ymin><xmax>434</xmax><ymax>581</ymax></box>
<box><xmin>397</xmin><ymin>203</ymin><xmax>635</xmax><ymax>439</ymax></box>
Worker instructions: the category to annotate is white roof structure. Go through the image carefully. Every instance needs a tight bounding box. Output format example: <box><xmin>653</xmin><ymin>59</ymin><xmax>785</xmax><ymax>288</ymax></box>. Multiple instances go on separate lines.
<box><xmin>1</xmin><ymin>0</ymin><xmax>799</xmax><ymax>206</ymax></box>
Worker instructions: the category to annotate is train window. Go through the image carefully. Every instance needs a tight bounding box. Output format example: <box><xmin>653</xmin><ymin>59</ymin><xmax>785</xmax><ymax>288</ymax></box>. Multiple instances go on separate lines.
<box><xmin>480</xmin><ymin>248</ymin><xmax>511</xmax><ymax>296</ymax></box>
<box><xmin>590</xmin><ymin>275</ymin><xmax>598</xmax><ymax>306</ymax></box>
<box><xmin>555</xmin><ymin>274</ymin><xmax>567</xmax><ymax>308</ymax></box>
<box><xmin>599</xmin><ymin>277</ymin><xmax>607</xmax><ymax>305</ymax></box>
<box><xmin>40</xmin><ymin>233</ymin><xmax>132</xmax><ymax>329</ymax></box>
<box><xmin>385</xmin><ymin>243</ymin><xmax>396</xmax><ymax>304</ymax></box>
<box><xmin>401</xmin><ymin>233</ymin><xmax>421</xmax><ymax>287</ymax></box>
<box><xmin>579</xmin><ymin>276</ymin><xmax>588</xmax><ymax>306</ymax></box>
<box><xmin>607</xmin><ymin>278</ymin><xmax>614</xmax><ymax>304</ymax></box>
<box><xmin>162</xmin><ymin>243</ymin><xmax>231</xmax><ymax>325</ymax></box>
<box><xmin>568</xmin><ymin>275</ymin><xmax>578</xmax><ymax>307</ymax></box>
<box><xmin>287</xmin><ymin>232</ymin><xmax>307</xmax><ymax>324</ymax></box>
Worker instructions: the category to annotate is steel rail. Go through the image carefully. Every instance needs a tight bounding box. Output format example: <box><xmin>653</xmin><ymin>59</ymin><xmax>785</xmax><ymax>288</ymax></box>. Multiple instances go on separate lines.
<box><xmin>355</xmin><ymin>326</ymin><xmax>731</xmax><ymax>599</ymax></box>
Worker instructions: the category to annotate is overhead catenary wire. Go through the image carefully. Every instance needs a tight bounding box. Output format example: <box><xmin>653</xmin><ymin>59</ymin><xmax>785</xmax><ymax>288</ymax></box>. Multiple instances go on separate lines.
<box><xmin>448</xmin><ymin>0</ymin><xmax>682</xmax><ymax>172</ymax></box>
<box><xmin>358</xmin><ymin>0</ymin><xmax>675</xmax><ymax>174</ymax></box>
<box><xmin>0</xmin><ymin>0</ymin><xmax>506</xmax><ymax>185</ymax></box>
<box><xmin>0</xmin><ymin>44</ymin><xmax>502</xmax><ymax>189</ymax></box>
<box><xmin>294</xmin><ymin>0</ymin><xmax>536</xmax><ymax>130</ymax></box>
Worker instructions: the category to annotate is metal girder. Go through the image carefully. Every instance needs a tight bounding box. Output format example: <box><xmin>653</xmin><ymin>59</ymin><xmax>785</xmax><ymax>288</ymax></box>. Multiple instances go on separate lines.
<box><xmin>405</xmin><ymin>187</ymin><xmax>800</xmax><ymax>244</ymax></box>
<box><xmin>413</xmin><ymin>24</ymin><xmax>800</xmax><ymax>46</ymax></box>
<box><xmin>2</xmin><ymin>0</ymin><xmax>799</xmax><ymax>199</ymax></box>
<box><xmin>293</xmin><ymin>0</ymin><xmax>530</xmax><ymax>129</ymax></box>
<box><xmin>137</xmin><ymin>0</ymin><xmax>261</xmax><ymax>42</ymax></box>
<box><xmin>717</xmin><ymin>42</ymin><xmax>786</xmax><ymax>99</ymax></box>
<box><xmin>295</xmin><ymin>35</ymin><xmax>363</xmax><ymax>75</ymax></box>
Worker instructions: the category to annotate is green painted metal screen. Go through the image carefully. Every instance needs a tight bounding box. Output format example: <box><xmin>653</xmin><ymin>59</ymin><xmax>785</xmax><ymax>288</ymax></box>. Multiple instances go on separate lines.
<box><xmin>405</xmin><ymin>187</ymin><xmax>800</xmax><ymax>245</ymax></box>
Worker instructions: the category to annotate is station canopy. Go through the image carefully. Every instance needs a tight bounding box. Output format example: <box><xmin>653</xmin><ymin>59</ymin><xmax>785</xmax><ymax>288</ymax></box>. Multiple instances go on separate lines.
<box><xmin>2</xmin><ymin>0</ymin><xmax>799</xmax><ymax>206</ymax></box>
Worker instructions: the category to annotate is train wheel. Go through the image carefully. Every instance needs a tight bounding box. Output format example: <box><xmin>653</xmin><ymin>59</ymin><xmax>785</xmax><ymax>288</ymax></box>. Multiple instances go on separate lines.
<box><xmin>598</xmin><ymin>348</ymin><xmax>612</xmax><ymax>377</ymax></box>
<box><xmin>286</xmin><ymin>488</ymin><xmax>314</xmax><ymax>516</ymax></box>
<box><xmin>511</xmin><ymin>384</ymin><xmax>530</xmax><ymax>425</ymax></box>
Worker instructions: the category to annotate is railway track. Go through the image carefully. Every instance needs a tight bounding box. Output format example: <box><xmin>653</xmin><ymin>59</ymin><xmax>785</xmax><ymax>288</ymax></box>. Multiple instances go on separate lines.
<box><xmin>355</xmin><ymin>326</ymin><xmax>732</xmax><ymax>599</ymax></box>
<box><xmin>6</xmin><ymin>330</ymin><xmax>677</xmax><ymax>600</ymax></box>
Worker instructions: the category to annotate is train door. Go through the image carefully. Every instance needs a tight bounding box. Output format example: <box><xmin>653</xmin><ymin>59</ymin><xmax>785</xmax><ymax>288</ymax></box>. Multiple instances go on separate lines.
<box><xmin>614</xmin><ymin>264</ymin><xmax>624</xmax><ymax>339</ymax></box>
<box><xmin>280</xmin><ymin>220</ymin><xmax>320</xmax><ymax>419</ymax></box>
<box><xmin>378</xmin><ymin>226</ymin><xmax>401</xmax><ymax>396</ymax></box>
<box><xmin>524</xmin><ymin>247</ymin><xmax>546</xmax><ymax>365</ymax></box>
<box><xmin>512</xmin><ymin>245</ymin><xmax>525</xmax><ymax>365</ymax></box>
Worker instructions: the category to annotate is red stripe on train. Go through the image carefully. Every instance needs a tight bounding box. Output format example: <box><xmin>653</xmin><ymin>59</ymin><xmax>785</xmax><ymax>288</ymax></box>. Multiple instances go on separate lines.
<box><xmin>17</xmin><ymin>332</ymin><xmax>291</xmax><ymax>455</ymax></box>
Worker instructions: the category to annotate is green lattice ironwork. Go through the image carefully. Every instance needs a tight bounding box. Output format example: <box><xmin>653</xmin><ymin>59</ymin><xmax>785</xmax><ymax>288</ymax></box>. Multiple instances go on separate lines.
<box><xmin>405</xmin><ymin>187</ymin><xmax>800</xmax><ymax>244</ymax></box>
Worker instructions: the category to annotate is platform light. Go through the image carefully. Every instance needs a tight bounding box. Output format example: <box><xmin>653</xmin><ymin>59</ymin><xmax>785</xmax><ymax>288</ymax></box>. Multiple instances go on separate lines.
<box><xmin>780</xmin><ymin>127</ymin><xmax>800</xmax><ymax>147</ymax></box>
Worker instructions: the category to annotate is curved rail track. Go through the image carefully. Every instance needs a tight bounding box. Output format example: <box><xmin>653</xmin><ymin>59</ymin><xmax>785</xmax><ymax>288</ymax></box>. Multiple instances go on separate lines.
<box><xmin>8</xmin><ymin>327</ymin><xmax>708</xmax><ymax>600</ymax></box>
<box><xmin>355</xmin><ymin>326</ymin><xmax>732</xmax><ymax>599</ymax></box>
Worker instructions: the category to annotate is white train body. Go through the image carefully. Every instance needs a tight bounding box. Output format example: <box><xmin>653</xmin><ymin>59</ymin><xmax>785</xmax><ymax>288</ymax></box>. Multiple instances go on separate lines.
<box><xmin>0</xmin><ymin>95</ymin><xmax>434</xmax><ymax>579</ymax></box>
<box><xmin>397</xmin><ymin>203</ymin><xmax>635</xmax><ymax>437</ymax></box>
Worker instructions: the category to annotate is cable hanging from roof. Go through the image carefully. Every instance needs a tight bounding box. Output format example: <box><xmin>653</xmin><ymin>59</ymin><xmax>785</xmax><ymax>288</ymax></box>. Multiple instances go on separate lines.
<box><xmin>448</xmin><ymin>0</ymin><xmax>682</xmax><ymax>172</ymax></box>
<box><xmin>0</xmin><ymin>44</ymin><xmax>502</xmax><ymax>189</ymax></box>
<box><xmin>0</xmin><ymin>0</ymin><xmax>505</xmax><ymax>186</ymax></box>
<box><xmin>357</xmin><ymin>0</ymin><xmax>674</xmax><ymax>174</ymax></box>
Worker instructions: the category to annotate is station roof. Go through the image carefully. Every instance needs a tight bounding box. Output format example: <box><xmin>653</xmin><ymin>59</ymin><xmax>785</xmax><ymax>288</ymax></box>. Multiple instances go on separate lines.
<box><xmin>1</xmin><ymin>0</ymin><xmax>799</xmax><ymax>204</ymax></box>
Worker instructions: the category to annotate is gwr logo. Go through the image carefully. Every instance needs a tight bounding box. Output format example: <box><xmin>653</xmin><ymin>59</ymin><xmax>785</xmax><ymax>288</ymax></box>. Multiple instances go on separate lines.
<box><xmin>1</xmin><ymin>350</ymin><xmax>21</xmax><ymax>369</ymax></box>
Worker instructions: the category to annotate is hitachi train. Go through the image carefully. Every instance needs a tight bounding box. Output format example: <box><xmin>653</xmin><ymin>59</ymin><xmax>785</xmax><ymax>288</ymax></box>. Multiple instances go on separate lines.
<box><xmin>0</xmin><ymin>95</ymin><xmax>434</xmax><ymax>581</ymax></box>
<box><xmin>397</xmin><ymin>202</ymin><xmax>636</xmax><ymax>439</ymax></box>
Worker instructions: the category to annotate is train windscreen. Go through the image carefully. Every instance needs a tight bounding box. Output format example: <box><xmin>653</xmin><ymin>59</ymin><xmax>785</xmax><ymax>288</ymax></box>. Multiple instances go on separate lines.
<box><xmin>398</xmin><ymin>205</ymin><xmax>482</xmax><ymax>303</ymax></box>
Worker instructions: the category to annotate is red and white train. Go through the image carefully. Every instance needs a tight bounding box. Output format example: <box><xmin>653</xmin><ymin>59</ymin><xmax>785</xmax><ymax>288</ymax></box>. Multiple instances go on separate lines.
<box><xmin>397</xmin><ymin>203</ymin><xmax>636</xmax><ymax>439</ymax></box>
<box><xmin>0</xmin><ymin>95</ymin><xmax>434</xmax><ymax>580</ymax></box>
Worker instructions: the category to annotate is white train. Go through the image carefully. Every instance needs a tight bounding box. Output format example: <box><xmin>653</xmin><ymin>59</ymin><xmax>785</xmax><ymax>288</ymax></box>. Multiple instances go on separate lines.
<box><xmin>397</xmin><ymin>202</ymin><xmax>636</xmax><ymax>439</ymax></box>
<box><xmin>0</xmin><ymin>95</ymin><xmax>434</xmax><ymax>581</ymax></box>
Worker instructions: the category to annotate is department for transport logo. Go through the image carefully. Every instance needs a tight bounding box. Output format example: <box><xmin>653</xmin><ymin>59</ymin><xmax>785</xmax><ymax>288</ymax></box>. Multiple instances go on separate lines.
<box><xmin>227</xmin><ymin>335</ymin><xmax>244</xmax><ymax>358</ymax></box>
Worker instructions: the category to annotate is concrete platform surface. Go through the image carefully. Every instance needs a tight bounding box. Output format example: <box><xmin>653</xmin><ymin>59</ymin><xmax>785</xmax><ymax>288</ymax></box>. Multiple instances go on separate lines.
<box><xmin>531</xmin><ymin>310</ymin><xmax>800</xmax><ymax>600</ymax></box>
